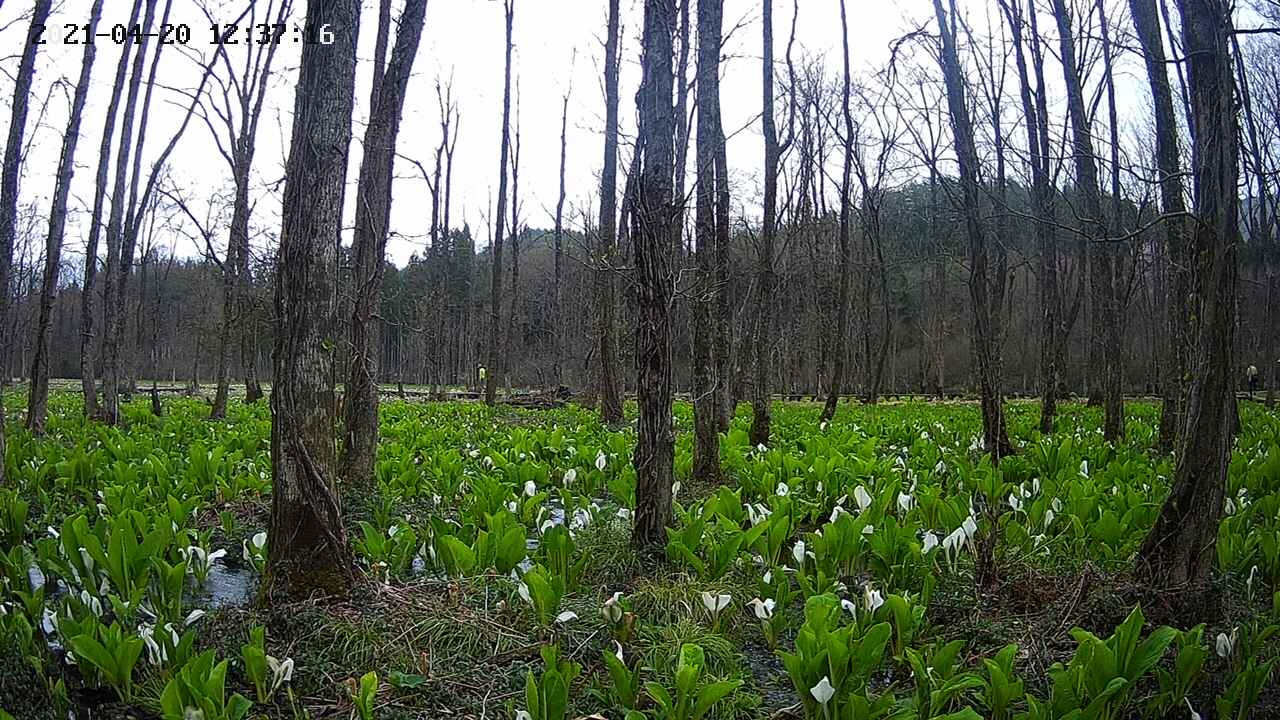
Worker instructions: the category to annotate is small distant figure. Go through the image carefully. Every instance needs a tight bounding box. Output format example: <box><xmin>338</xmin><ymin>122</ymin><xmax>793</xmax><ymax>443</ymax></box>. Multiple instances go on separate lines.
<box><xmin>1247</xmin><ymin>363</ymin><xmax>1258</xmax><ymax>398</ymax></box>
<box><xmin>477</xmin><ymin>364</ymin><xmax>487</xmax><ymax>391</ymax></box>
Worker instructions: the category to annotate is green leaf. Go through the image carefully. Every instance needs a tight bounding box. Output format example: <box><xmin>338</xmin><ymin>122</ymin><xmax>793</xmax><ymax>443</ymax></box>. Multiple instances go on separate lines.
<box><xmin>692</xmin><ymin>679</ymin><xmax>742</xmax><ymax>719</ymax></box>
<box><xmin>68</xmin><ymin>634</ymin><xmax>118</xmax><ymax>685</ymax></box>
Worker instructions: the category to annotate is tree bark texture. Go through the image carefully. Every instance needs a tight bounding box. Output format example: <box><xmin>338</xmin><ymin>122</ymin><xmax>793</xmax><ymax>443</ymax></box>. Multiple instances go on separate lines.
<box><xmin>485</xmin><ymin>0</ymin><xmax>514</xmax><ymax>407</ymax></box>
<box><xmin>930</xmin><ymin>0</ymin><xmax>1013</xmax><ymax>459</ymax></box>
<box><xmin>821</xmin><ymin>0</ymin><xmax>855</xmax><ymax>423</ymax></box>
<box><xmin>1137</xmin><ymin>0</ymin><xmax>1239</xmax><ymax>589</ymax></box>
<box><xmin>267</xmin><ymin>0</ymin><xmax>362</xmax><ymax>600</ymax></box>
<box><xmin>0</xmin><ymin>0</ymin><xmax>52</xmax><ymax>482</ymax></box>
<box><xmin>341</xmin><ymin>0</ymin><xmax>427</xmax><ymax>486</ymax></box>
<box><xmin>692</xmin><ymin>0</ymin><xmax>724</xmax><ymax>484</ymax></box>
<box><xmin>632</xmin><ymin>0</ymin><xmax>678</xmax><ymax>550</ymax></box>
<box><xmin>28</xmin><ymin>0</ymin><xmax>102</xmax><ymax>434</ymax></box>
<box><xmin>596</xmin><ymin>0</ymin><xmax>625</xmax><ymax>425</ymax></box>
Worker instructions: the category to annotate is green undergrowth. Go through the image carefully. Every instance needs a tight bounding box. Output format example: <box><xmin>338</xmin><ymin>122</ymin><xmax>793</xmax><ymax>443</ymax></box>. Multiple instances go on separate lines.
<box><xmin>0</xmin><ymin>390</ymin><xmax>1277</xmax><ymax>719</ymax></box>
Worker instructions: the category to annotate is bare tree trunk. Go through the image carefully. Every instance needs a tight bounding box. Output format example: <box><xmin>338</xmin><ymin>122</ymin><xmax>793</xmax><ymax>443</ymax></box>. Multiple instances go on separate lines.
<box><xmin>29</xmin><ymin>0</ymin><xmax>97</xmax><ymax>433</ymax></box>
<box><xmin>713</xmin><ymin>126</ymin><xmax>732</xmax><ymax>432</ymax></box>
<box><xmin>632</xmin><ymin>0</ymin><xmax>678</xmax><ymax>550</ymax></box>
<box><xmin>821</xmin><ymin>0</ymin><xmax>855</xmax><ymax>423</ymax></box>
<box><xmin>1098</xmin><ymin>0</ymin><xmax>1128</xmax><ymax>440</ymax></box>
<box><xmin>0</xmin><ymin>0</ymin><xmax>52</xmax><ymax>479</ymax></box>
<box><xmin>341</xmin><ymin>0</ymin><xmax>426</xmax><ymax>487</ymax></box>
<box><xmin>930</xmin><ymin>0</ymin><xmax>1013</xmax><ymax>459</ymax></box>
<box><xmin>504</xmin><ymin>96</ymin><xmax>522</xmax><ymax>386</ymax></box>
<box><xmin>1050</xmin><ymin>0</ymin><xmax>1122</xmax><ymax>442</ymax></box>
<box><xmin>79</xmin><ymin>0</ymin><xmax>144</xmax><ymax>420</ymax></box>
<box><xmin>692</xmin><ymin>0</ymin><xmax>724</xmax><ymax>483</ymax></box>
<box><xmin>485</xmin><ymin>0</ymin><xmax>515</xmax><ymax>406</ymax></box>
<box><xmin>222</xmin><ymin>158</ymin><xmax>256</xmax><ymax>410</ymax></box>
<box><xmin>553</xmin><ymin>89</ymin><xmax>569</xmax><ymax>387</ymax></box>
<box><xmin>211</xmin><ymin>197</ymin><xmax>239</xmax><ymax>420</ymax></box>
<box><xmin>674</xmin><ymin>0</ymin><xmax>691</xmax><ymax>229</ymax></box>
<box><xmin>1137</xmin><ymin>0</ymin><xmax>1238</xmax><ymax>590</ymax></box>
<box><xmin>1000</xmin><ymin>0</ymin><xmax>1057</xmax><ymax>434</ymax></box>
<box><xmin>118</xmin><ymin>2</ymin><xmax>176</xmax><ymax>405</ymax></box>
<box><xmin>596</xmin><ymin>0</ymin><xmax>625</xmax><ymax>424</ymax></box>
<box><xmin>1232</xmin><ymin>34</ymin><xmax>1273</xmax><ymax>413</ymax></box>
<box><xmin>99</xmin><ymin>0</ymin><xmax>159</xmax><ymax>424</ymax></box>
<box><xmin>267</xmin><ymin>0</ymin><xmax>362</xmax><ymax>600</ymax></box>
<box><xmin>204</xmin><ymin>0</ymin><xmax>290</xmax><ymax>412</ymax></box>
<box><xmin>751</xmin><ymin>0</ymin><xmax>794</xmax><ymax>446</ymax></box>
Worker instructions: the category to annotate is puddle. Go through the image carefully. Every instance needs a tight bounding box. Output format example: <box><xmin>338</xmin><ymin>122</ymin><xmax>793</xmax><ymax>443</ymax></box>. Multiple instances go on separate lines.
<box><xmin>190</xmin><ymin>558</ymin><xmax>256</xmax><ymax>608</ymax></box>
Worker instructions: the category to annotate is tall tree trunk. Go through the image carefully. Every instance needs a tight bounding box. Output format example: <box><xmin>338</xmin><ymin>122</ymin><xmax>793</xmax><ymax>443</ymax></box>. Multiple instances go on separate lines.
<box><xmin>596</xmin><ymin>0</ymin><xmax>625</xmax><ymax>424</ymax></box>
<box><xmin>29</xmin><ymin>0</ymin><xmax>97</xmax><ymax>433</ymax></box>
<box><xmin>267</xmin><ymin>0</ymin><xmax>362</xmax><ymax>600</ymax></box>
<box><xmin>821</xmin><ymin>0</ymin><xmax>855</xmax><ymax>423</ymax></box>
<box><xmin>1137</xmin><ymin>0</ymin><xmax>1239</xmax><ymax>590</ymax></box>
<box><xmin>1050</xmin><ymin>0</ymin><xmax>1121</xmax><ymax>441</ymax></box>
<box><xmin>674</xmin><ymin>0</ymin><xmax>691</xmax><ymax>232</ymax></box>
<box><xmin>485</xmin><ymin>0</ymin><xmax>515</xmax><ymax>406</ymax></box>
<box><xmin>692</xmin><ymin>0</ymin><xmax>724</xmax><ymax>483</ymax></box>
<box><xmin>751</xmin><ymin>0</ymin><xmax>792</xmax><ymax>446</ymax></box>
<box><xmin>930</xmin><ymin>0</ymin><xmax>1013</xmax><ymax>459</ymax></box>
<box><xmin>211</xmin><ymin>180</ymin><xmax>240</xmax><ymax>420</ymax></box>
<box><xmin>231</xmin><ymin>160</ymin><xmax>259</xmax><ymax>406</ymax></box>
<box><xmin>341</xmin><ymin>0</ymin><xmax>427</xmax><ymax>486</ymax></box>
<box><xmin>1097</xmin><ymin>0</ymin><xmax>1127</xmax><ymax>440</ymax></box>
<box><xmin>80</xmin><ymin>0</ymin><xmax>144</xmax><ymax>420</ymax></box>
<box><xmin>713</xmin><ymin>126</ymin><xmax>732</xmax><ymax>432</ymax></box>
<box><xmin>211</xmin><ymin>0</ymin><xmax>290</xmax><ymax>411</ymax></box>
<box><xmin>504</xmin><ymin>97</ymin><xmax>522</xmax><ymax>387</ymax></box>
<box><xmin>100</xmin><ymin>0</ymin><xmax>159</xmax><ymax>425</ymax></box>
<box><xmin>0</xmin><ymin>0</ymin><xmax>52</xmax><ymax>480</ymax></box>
<box><xmin>632</xmin><ymin>0</ymin><xmax>678</xmax><ymax>550</ymax></box>
<box><xmin>1000</xmin><ymin>0</ymin><xmax>1058</xmax><ymax>434</ymax></box>
<box><xmin>117</xmin><ymin>0</ymin><xmax>175</xmax><ymax>404</ymax></box>
<box><xmin>1231</xmin><ymin>34</ymin><xmax>1273</xmax><ymax>412</ymax></box>
<box><xmin>553</xmin><ymin>90</ymin><xmax>569</xmax><ymax>387</ymax></box>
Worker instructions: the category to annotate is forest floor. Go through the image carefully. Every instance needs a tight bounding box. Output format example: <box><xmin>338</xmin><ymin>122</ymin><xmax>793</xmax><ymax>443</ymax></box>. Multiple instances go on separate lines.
<box><xmin>0</xmin><ymin>392</ymin><xmax>1277</xmax><ymax>719</ymax></box>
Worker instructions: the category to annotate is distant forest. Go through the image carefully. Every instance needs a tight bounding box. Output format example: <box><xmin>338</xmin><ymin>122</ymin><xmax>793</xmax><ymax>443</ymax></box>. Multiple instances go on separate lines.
<box><xmin>2</xmin><ymin>179</ymin><xmax>1274</xmax><ymax>399</ymax></box>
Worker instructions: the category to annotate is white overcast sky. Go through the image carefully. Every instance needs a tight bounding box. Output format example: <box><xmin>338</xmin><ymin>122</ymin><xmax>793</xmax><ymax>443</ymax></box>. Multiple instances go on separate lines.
<box><xmin>0</xmin><ymin>0</ymin><xmax>1172</xmax><ymax>270</ymax></box>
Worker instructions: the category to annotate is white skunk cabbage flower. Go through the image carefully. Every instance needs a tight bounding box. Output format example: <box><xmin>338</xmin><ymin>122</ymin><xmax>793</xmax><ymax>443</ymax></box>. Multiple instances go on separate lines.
<box><xmin>602</xmin><ymin>592</ymin><xmax>624</xmax><ymax>624</ymax></box>
<box><xmin>748</xmin><ymin>597</ymin><xmax>775</xmax><ymax>619</ymax></box>
<box><xmin>268</xmin><ymin>655</ymin><xmax>294</xmax><ymax>692</ymax></box>
<box><xmin>897</xmin><ymin>493</ymin><xmax>915</xmax><ymax>513</ymax></box>
<box><xmin>863</xmin><ymin>585</ymin><xmax>884</xmax><ymax>613</ymax></box>
<box><xmin>791</xmin><ymin>540</ymin><xmax>808</xmax><ymax>567</ymax></box>
<box><xmin>853</xmin><ymin>486</ymin><xmax>872</xmax><ymax>511</ymax></box>
<box><xmin>1216</xmin><ymin>629</ymin><xmax>1236</xmax><ymax>658</ymax></box>
<box><xmin>810</xmin><ymin>677</ymin><xmax>836</xmax><ymax>706</ymax></box>
<box><xmin>700</xmin><ymin>591</ymin><xmax>731</xmax><ymax>615</ymax></box>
